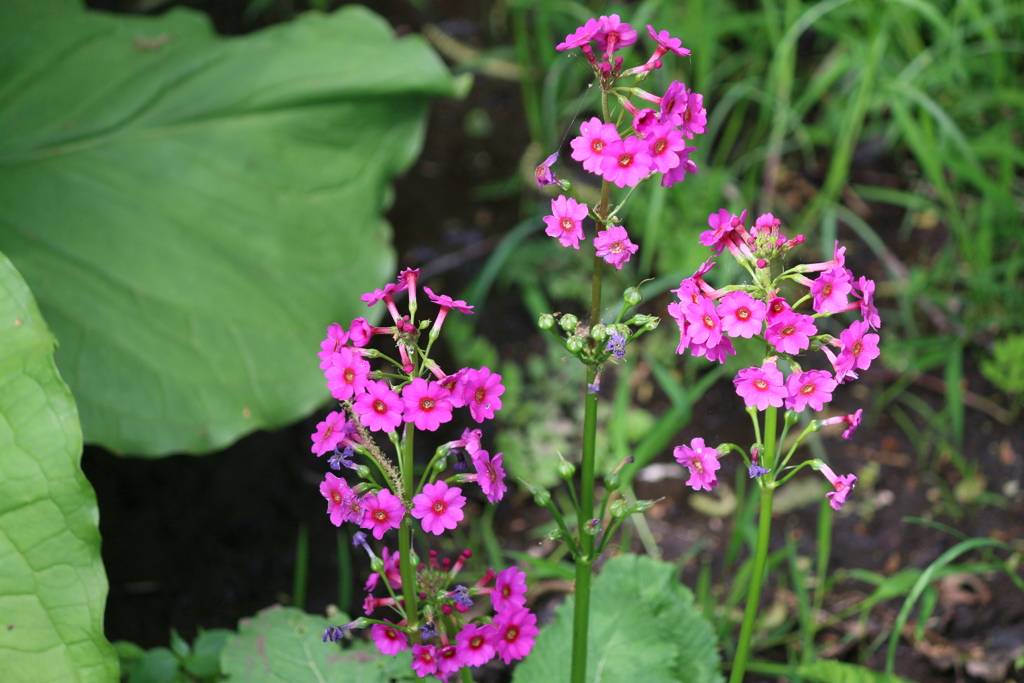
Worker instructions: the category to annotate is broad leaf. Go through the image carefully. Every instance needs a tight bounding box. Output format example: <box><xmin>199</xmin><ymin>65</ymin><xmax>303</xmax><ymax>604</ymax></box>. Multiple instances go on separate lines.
<box><xmin>797</xmin><ymin>660</ymin><xmax>913</xmax><ymax>683</ymax></box>
<box><xmin>0</xmin><ymin>252</ymin><xmax>117</xmax><ymax>681</ymax></box>
<box><xmin>513</xmin><ymin>554</ymin><xmax>723</xmax><ymax>683</ymax></box>
<box><xmin>0</xmin><ymin>0</ymin><xmax>453</xmax><ymax>455</ymax></box>
<box><xmin>220</xmin><ymin>605</ymin><xmax>407</xmax><ymax>682</ymax></box>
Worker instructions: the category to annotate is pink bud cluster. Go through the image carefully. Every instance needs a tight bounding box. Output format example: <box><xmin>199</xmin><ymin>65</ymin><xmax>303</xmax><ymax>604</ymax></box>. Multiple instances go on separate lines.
<box><xmin>539</xmin><ymin>17</ymin><xmax>708</xmax><ymax>271</ymax></box>
<box><xmin>670</xmin><ymin>209</ymin><xmax>881</xmax><ymax>510</ymax></box>
<box><xmin>364</xmin><ymin>556</ymin><xmax>538</xmax><ymax>679</ymax></box>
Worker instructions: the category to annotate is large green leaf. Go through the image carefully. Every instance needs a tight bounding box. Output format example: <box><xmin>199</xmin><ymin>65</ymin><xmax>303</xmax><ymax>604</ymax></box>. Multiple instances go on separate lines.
<box><xmin>0</xmin><ymin>252</ymin><xmax>117</xmax><ymax>682</ymax></box>
<box><xmin>513</xmin><ymin>554</ymin><xmax>724</xmax><ymax>683</ymax></box>
<box><xmin>220</xmin><ymin>605</ymin><xmax>408</xmax><ymax>682</ymax></box>
<box><xmin>0</xmin><ymin>0</ymin><xmax>453</xmax><ymax>455</ymax></box>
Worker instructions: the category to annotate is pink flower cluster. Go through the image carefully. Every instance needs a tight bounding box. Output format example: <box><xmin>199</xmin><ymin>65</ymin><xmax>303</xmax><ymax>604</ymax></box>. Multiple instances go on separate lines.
<box><xmin>539</xmin><ymin>18</ymin><xmax>708</xmax><ymax>271</ymax></box>
<box><xmin>363</xmin><ymin>558</ymin><xmax>538</xmax><ymax>680</ymax></box>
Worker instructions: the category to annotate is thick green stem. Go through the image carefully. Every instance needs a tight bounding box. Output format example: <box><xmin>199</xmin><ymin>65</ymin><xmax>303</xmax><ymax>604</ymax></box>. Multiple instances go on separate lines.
<box><xmin>730</xmin><ymin>406</ymin><xmax>778</xmax><ymax>683</ymax></box>
<box><xmin>398</xmin><ymin>426</ymin><xmax>418</xmax><ymax>628</ymax></box>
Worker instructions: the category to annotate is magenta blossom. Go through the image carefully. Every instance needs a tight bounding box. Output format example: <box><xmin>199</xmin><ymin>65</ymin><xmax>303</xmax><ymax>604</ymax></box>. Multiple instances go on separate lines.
<box><xmin>412</xmin><ymin>481</ymin><xmax>466</xmax><ymax>535</ymax></box>
<box><xmin>493</xmin><ymin>607</ymin><xmax>539</xmax><ymax>665</ymax></box>
<box><xmin>371</xmin><ymin>622</ymin><xmax>409</xmax><ymax>656</ymax></box>
<box><xmin>325</xmin><ymin>347</ymin><xmax>370</xmax><ymax>401</ymax></box>
<box><xmin>645</xmin><ymin>124</ymin><xmax>687</xmax><ymax>174</ymax></box>
<box><xmin>700</xmin><ymin>209</ymin><xmax>743</xmax><ymax>255</ymax></box>
<box><xmin>601</xmin><ymin>135</ymin><xmax>653</xmax><ymax>188</ymax></box>
<box><xmin>361</xmin><ymin>488</ymin><xmax>406</xmax><ymax>539</ymax></box>
<box><xmin>401</xmin><ymin>378</ymin><xmax>453</xmax><ymax>432</ymax></box>
<box><xmin>837</xmin><ymin>320</ymin><xmax>880</xmax><ymax>372</ymax></box>
<box><xmin>353</xmin><ymin>380</ymin><xmax>404</xmax><ymax>433</ymax></box>
<box><xmin>311</xmin><ymin>410</ymin><xmax>348</xmax><ymax>457</ymax></box>
<box><xmin>677</xmin><ymin>90</ymin><xmax>707</xmax><ymax>139</ymax></box>
<box><xmin>451</xmin><ymin>427</ymin><xmax>483</xmax><ymax>457</ymax></box>
<box><xmin>674</xmin><ymin>437</ymin><xmax>721</xmax><ymax>491</ymax></box>
<box><xmin>660</xmin><ymin>146</ymin><xmax>698</xmax><ymax>187</ymax></box>
<box><xmin>785</xmin><ymin>370</ymin><xmax>837</xmax><ymax>412</ymax></box>
<box><xmin>766</xmin><ymin>297</ymin><xmax>792</xmax><ymax>323</ymax></box>
<box><xmin>570</xmin><ymin>117</ymin><xmax>622</xmax><ymax>174</ymax></box>
<box><xmin>733</xmin><ymin>361</ymin><xmax>787</xmax><ymax>410</ymax></box>
<box><xmin>410</xmin><ymin>644</ymin><xmax>438</xmax><ymax>678</ymax></box>
<box><xmin>718</xmin><ymin>291</ymin><xmax>767</xmax><ymax>338</ymax></box>
<box><xmin>642</xmin><ymin>25</ymin><xmax>690</xmax><ymax>70</ymax></box>
<box><xmin>320</xmin><ymin>473</ymin><xmax>360</xmax><ymax>527</ymax></box>
<box><xmin>819</xmin><ymin>409</ymin><xmax>864</xmax><ymax>439</ymax></box>
<box><xmin>492</xmin><ymin>566</ymin><xmax>528</xmax><ymax>612</ymax></box>
<box><xmin>349</xmin><ymin>317</ymin><xmax>373</xmax><ymax>347</ymax></box>
<box><xmin>810</xmin><ymin>266</ymin><xmax>853</xmax><ymax>314</ymax></box>
<box><xmin>556</xmin><ymin>18</ymin><xmax>601</xmax><ymax>51</ymax></box>
<box><xmin>456</xmin><ymin>623</ymin><xmax>497</xmax><ymax>667</ymax></box>
<box><xmin>593</xmin><ymin>14</ymin><xmax>637</xmax><ymax>56</ymax></box>
<box><xmin>660</xmin><ymin>81</ymin><xmax>689</xmax><ymax>125</ymax></box>
<box><xmin>765</xmin><ymin>311</ymin><xmax>818</xmax><ymax>355</ymax></box>
<box><xmin>364</xmin><ymin>546</ymin><xmax>401</xmax><ymax>591</ymax></box>
<box><xmin>436</xmin><ymin>646</ymin><xmax>461</xmax><ymax>676</ymax></box>
<box><xmin>692</xmin><ymin>335</ymin><xmax>735</xmax><ymax>364</ymax></box>
<box><xmin>462</xmin><ymin>367</ymin><xmax>505</xmax><ymax>423</ymax></box>
<box><xmin>535</xmin><ymin>151</ymin><xmax>559</xmax><ymax>187</ymax></box>
<box><xmin>318</xmin><ymin>323</ymin><xmax>349</xmax><ymax>369</ymax></box>
<box><xmin>633</xmin><ymin>108</ymin><xmax>659</xmax><ymax>134</ymax></box>
<box><xmin>683</xmin><ymin>296</ymin><xmax>722</xmax><ymax>348</ymax></box>
<box><xmin>473</xmin><ymin>450</ymin><xmax>507</xmax><ymax>503</ymax></box>
<box><xmin>543</xmin><ymin>195</ymin><xmax>588</xmax><ymax>249</ymax></box>
<box><xmin>816</xmin><ymin>463</ymin><xmax>857</xmax><ymax>511</ymax></box>
<box><xmin>594</xmin><ymin>225</ymin><xmax>639</xmax><ymax>270</ymax></box>
<box><xmin>856</xmin><ymin>276</ymin><xmax>881</xmax><ymax>330</ymax></box>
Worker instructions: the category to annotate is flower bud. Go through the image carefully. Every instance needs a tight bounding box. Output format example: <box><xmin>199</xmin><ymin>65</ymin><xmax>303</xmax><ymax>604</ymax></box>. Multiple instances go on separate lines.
<box><xmin>352</xmin><ymin>464</ymin><xmax>371</xmax><ymax>479</ymax></box>
<box><xmin>533</xmin><ymin>487</ymin><xmax>551</xmax><ymax>506</ymax></box>
<box><xmin>566</xmin><ymin>335</ymin><xmax>585</xmax><ymax>353</ymax></box>
<box><xmin>538</xmin><ymin>313</ymin><xmax>555</xmax><ymax>330</ymax></box>
<box><xmin>370</xmin><ymin>557</ymin><xmax>385</xmax><ymax>574</ymax></box>
<box><xmin>544</xmin><ymin>529</ymin><xmax>563</xmax><ymax>542</ymax></box>
<box><xmin>623</xmin><ymin>287</ymin><xmax>642</xmax><ymax>306</ymax></box>
<box><xmin>784</xmin><ymin>409</ymin><xmax>800</xmax><ymax>426</ymax></box>
<box><xmin>605</xmin><ymin>470</ymin><xmax>621</xmax><ymax>491</ymax></box>
<box><xmin>560</xmin><ymin>314</ymin><xmax>579</xmax><ymax>332</ymax></box>
<box><xmin>583</xmin><ymin>518</ymin><xmax>602</xmax><ymax>536</ymax></box>
<box><xmin>610</xmin><ymin>499</ymin><xmax>630</xmax><ymax>519</ymax></box>
<box><xmin>557</xmin><ymin>459</ymin><xmax>576</xmax><ymax>481</ymax></box>
<box><xmin>434</xmin><ymin>457</ymin><xmax>449</xmax><ymax>473</ymax></box>
<box><xmin>630</xmin><ymin>499</ymin><xmax>656</xmax><ymax>514</ymax></box>
<box><xmin>591</xmin><ymin>324</ymin><xmax>608</xmax><ymax>343</ymax></box>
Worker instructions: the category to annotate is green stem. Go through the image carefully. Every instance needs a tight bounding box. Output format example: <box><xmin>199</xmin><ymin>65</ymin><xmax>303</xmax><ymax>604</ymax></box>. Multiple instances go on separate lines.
<box><xmin>398</xmin><ymin>425</ymin><xmax>418</xmax><ymax>628</ymax></box>
<box><xmin>293</xmin><ymin>523</ymin><xmax>308</xmax><ymax>611</ymax></box>
<box><xmin>730</xmin><ymin>407</ymin><xmax>778</xmax><ymax>683</ymax></box>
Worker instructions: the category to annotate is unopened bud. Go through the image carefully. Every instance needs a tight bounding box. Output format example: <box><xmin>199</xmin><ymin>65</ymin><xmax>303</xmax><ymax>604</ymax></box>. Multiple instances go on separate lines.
<box><xmin>434</xmin><ymin>457</ymin><xmax>449</xmax><ymax>473</ymax></box>
<box><xmin>605</xmin><ymin>470</ymin><xmax>621</xmax><ymax>491</ymax></box>
<box><xmin>533</xmin><ymin>488</ymin><xmax>551</xmax><ymax>506</ymax></box>
<box><xmin>610</xmin><ymin>500</ymin><xmax>629</xmax><ymax>519</ymax></box>
<box><xmin>557</xmin><ymin>459</ymin><xmax>576</xmax><ymax>481</ymax></box>
<box><xmin>538</xmin><ymin>313</ymin><xmax>555</xmax><ymax>330</ymax></box>
<box><xmin>370</xmin><ymin>557</ymin><xmax>385</xmax><ymax>573</ymax></box>
<box><xmin>630</xmin><ymin>499</ymin><xmax>656</xmax><ymax>514</ymax></box>
<box><xmin>583</xmin><ymin>518</ymin><xmax>602</xmax><ymax>536</ymax></box>
<box><xmin>784</xmin><ymin>409</ymin><xmax>800</xmax><ymax>426</ymax></box>
<box><xmin>566</xmin><ymin>335</ymin><xmax>585</xmax><ymax>353</ymax></box>
<box><xmin>352</xmin><ymin>464</ymin><xmax>371</xmax><ymax>479</ymax></box>
<box><xmin>559</xmin><ymin>314</ymin><xmax>579</xmax><ymax>332</ymax></box>
<box><xmin>544</xmin><ymin>529</ymin><xmax>563</xmax><ymax>542</ymax></box>
<box><xmin>591</xmin><ymin>324</ymin><xmax>608</xmax><ymax>343</ymax></box>
<box><xmin>624</xmin><ymin>287</ymin><xmax>642</xmax><ymax>306</ymax></box>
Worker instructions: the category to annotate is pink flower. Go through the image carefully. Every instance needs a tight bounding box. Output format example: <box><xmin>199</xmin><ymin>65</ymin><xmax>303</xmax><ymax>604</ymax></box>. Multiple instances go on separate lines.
<box><xmin>311</xmin><ymin>410</ymin><xmax>348</xmax><ymax>457</ymax></box>
<box><xmin>349</xmin><ymin>317</ymin><xmax>373</xmax><ymax>347</ymax></box>
<box><xmin>364</xmin><ymin>546</ymin><xmax>401</xmax><ymax>591</ymax></box>
<box><xmin>692</xmin><ymin>335</ymin><xmax>735</xmax><ymax>364</ymax></box>
<box><xmin>436</xmin><ymin>645</ymin><xmax>462</xmax><ymax>676</ymax></box>
<box><xmin>360</xmin><ymin>488</ymin><xmax>406</xmax><ymax>539</ymax></box>
<box><xmin>456</xmin><ymin>623</ymin><xmax>497</xmax><ymax>667</ymax></box>
<box><xmin>674</xmin><ymin>437</ymin><xmax>721</xmax><ymax>491</ymax></box>
<box><xmin>600</xmin><ymin>135</ymin><xmax>653</xmax><ymax>188</ymax></box>
<box><xmin>594</xmin><ymin>14</ymin><xmax>637</xmax><ymax>56</ymax></box>
<box><xmin>411</xmin><ymin>644</ymin><xmax>438</xmax><ymax>678</ymax></box>
<box><xmin>320</xmin><ymin>473</ymin><xmax>359</xmax><ymax>527</ymax></box>
<box><xmin>462</xmin><ymin>367</ymin><xmax>505</xmax><ymax>423</ymax></box>
<box><xmin>543</xmin><ymin>195</ymin><xmax>588</xmax><ymax>249</ymax></box>
<box><xmin>493</xmin><ymin>607</ymin><xmax>539</xmax><ymax>664</ymax></box>
<box><xmin>556</xmin><ymin>18</ymin><xmax>601</xmax><ymax>51</ymax></box>
<box><xmin>718</xmin><ymin>291</ymin><xmax>766</xmax><ymax>338</ymax></box>
<box><xmin>683</xmin><ymin>296</ymin><xmax>722</xmax><ymax>348</ymax></box>
<box><xmin>660</xmin><ymin>81</ymin><xmax>689</xmax><ymax>125</ymax></box>
<box><xmin>424</xmin><ymin>286</ymin><xmax>474</xmax><ymax>315</ymax></box>
<box><xmin>766</xmin><ymin>297</ymin><xmax>792</xmax><ymax>323</ymax></box>
<box><xmin>412</xmin><ymin>481</ymin><xmax>466</xmax><ymax>535</ymax></box>
<box><xmin>678</xmin><ymin>91</ymin><xmax>707</xmax><ymax>138</ymax></box>
<box><xmin>492</xmin><ymin>566</ymin><xmax>528</xmax><ymax>612</ymax></box>
<box><xmin>765</xmin><ymin>311</ymin><xmax>818</xmax><ymax>355</ymax></box>
<box><xmin>817</xmin><ymin>463</ymin><xmax>857</xmax><ymax>511</ymax></box>
<box><xmin>856</xmin><ymin>276</ymin><xmax>881</xmax><ymax>330</ymax></box>
<box><xmin>644</xmin><ymin>124</ymin><xmax>687</xmax><ymax>174</ymax></box>
<box><xmin>371</xmin><ymin>622</ymin><xmax>409</xmax><ymax>656</ymax></box>
<box><xmin>361</xmin><ymin>282</ymin><xmax>402</xmax><ymax>323</ymax></box>
<box><xmin>570</xmin><ymin>117</ymin><xmax>621</xmax><ymax>174</ymax></box>
<box><xmin>842</xmin><ymin>409</ymin><xmax>863</xmax><ymax>439</ymax></box>
<box><xmin>451</xmin><ymin>427</ymin><xmax>483</xmax><ymax>457</ymax></box>
<box><xmin>837</xmin><ymin>320</ymin><xmax>880</xmax><ymax>372</ymax></box>
<box><xmin>785</xmin><ymin>370</ymin><xmax>837</xmax><ymax>412</ymax></box>
<box><xmin>660</xmin><ymin>147</ymin><xmax>698</xmax><ymax>187</ymax></box>
<box><xmin>810</xmin><ymin>267</ymin><xmax>853</xmax><ymax>314</ymax></box>
<box><xmin>594</xmin><ymin>225</ymin><xmax>639</xmax><ymax>270</ymax></box>
<box><xmin>318</xmin><ymin>323</ymin><xmax>349</xmax><ymax>369</ymax></box>
<box><xmin>535</xmin><ymin>151</ymin><xmax>559</xmax><ymax>187</ymax></box>
<box><xmin>633</xmin><ymin>108</ymin><xmax>659</xmax><ymax>134</ymax></box>
<box><xmin>325</xmin><ymin>347</ymin><xmax>370</xmax><ymax>401</ymax></box>
<box><xmin>402</xmin><ymin>378</ymin><xmax>453</xmax><ymax>432</ymax></box>
<box><xmin>646</xmin><ymin>25</ymin><xmax>690</xmax><ymax>57</ymax></box>
<box><xmin>700</xmin><ymin>209</ymin><xmax>742</xmax><ymax>254</ymax></box>
<box><xmin>733</xmin><ymin>361</ymin><xmax>786</xmax><ymax>410</ymax></box>
<box><xmin>473</xmin><ymin>450</ymin><xmax>507</xmax><ymax>503</ymax></box>
<box><xmin>353</xmin><ymin>380</ymin><xmax>404</xmax><ymax>433</ymax></box>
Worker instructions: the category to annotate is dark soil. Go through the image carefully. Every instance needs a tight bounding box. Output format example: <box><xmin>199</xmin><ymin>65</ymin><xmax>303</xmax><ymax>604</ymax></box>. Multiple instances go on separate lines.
<box><xmin>81</xmin><ymin>1</ymin><xmax>1024</xmax><ymax>681</ymax></box>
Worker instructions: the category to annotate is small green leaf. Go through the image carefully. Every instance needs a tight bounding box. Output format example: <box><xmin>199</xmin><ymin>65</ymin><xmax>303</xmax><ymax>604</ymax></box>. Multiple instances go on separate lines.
<box><xmin>184</xmin><ymin>629</ymin><xmax>233</xmax><ymax>677</ymax></box>
<box><xmin>127</xmin><ymin>648</ymin><xmax>185</xmax><ymax>683</ymax></box>
<box><xmin>220</xmin><ymin>605</ymin><xmax>396</xmax><ymax>682</ymax></box>
<box><xmin>0</xmin><ymin>252</ymin><xmax>117</xmax><ymax>680</ymax></box>
<box><xmin>513</xmin><ymin>554</ymin><xmax>723</xmax><ymax>683</ymax></box>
